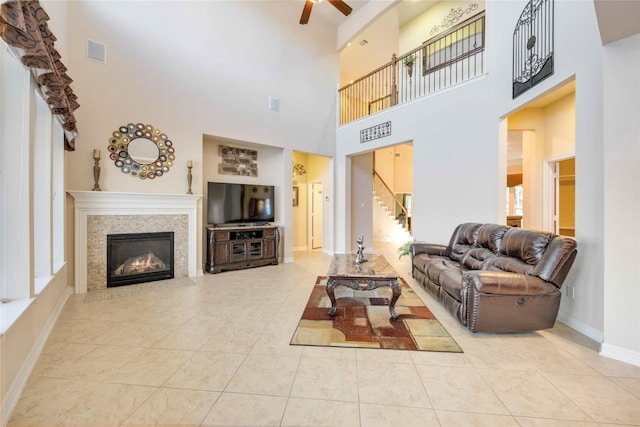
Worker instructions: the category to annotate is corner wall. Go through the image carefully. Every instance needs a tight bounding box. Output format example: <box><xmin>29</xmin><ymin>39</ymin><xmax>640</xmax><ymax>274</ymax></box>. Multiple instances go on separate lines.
<box><xmin>602</xmin><ymin>34</ymin><xmax>640</xmax><ymax>363</ymax></box>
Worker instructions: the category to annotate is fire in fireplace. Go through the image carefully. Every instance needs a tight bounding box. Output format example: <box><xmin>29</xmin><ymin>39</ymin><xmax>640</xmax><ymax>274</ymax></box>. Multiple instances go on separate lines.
<box><xmin>107</xmin><ymin>232</ymin><xmax>174</xmax><ymax>287</ymax></box>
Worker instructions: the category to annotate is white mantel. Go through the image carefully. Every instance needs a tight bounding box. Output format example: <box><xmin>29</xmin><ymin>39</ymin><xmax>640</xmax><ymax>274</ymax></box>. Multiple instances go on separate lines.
<box><xmin>68</xmin><ymin>191</ymin><xmax>202</xmax><ymax>293</ymax></box>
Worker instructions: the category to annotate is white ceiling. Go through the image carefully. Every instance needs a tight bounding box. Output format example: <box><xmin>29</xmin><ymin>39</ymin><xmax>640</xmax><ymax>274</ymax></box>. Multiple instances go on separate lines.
<box><xmin>594</xmin><ymin>0</ymin><xmax>640</xmax><ymax>45</ymax></box>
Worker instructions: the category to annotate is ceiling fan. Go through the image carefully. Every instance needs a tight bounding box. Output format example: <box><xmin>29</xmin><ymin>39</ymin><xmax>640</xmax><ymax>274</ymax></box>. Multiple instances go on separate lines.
<box><xmin>300</xmin><ymin>0</ymin><xmax>353</xmax><ymax>25</ymax></box>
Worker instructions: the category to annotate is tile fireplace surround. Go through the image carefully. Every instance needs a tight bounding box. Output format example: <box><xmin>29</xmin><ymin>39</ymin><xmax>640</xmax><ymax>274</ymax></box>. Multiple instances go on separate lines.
<box><xmin>68</xmin><ymin>191</ymin><xmax>201</xmax><ymax>293</ymax></box>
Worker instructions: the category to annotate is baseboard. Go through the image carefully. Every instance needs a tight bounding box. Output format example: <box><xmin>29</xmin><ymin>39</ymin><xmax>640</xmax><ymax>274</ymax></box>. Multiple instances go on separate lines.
<box><xmin>2</xmin><ymin>286</ymin><xmax>72</xmax><ymax>426</ymax></box>
<box><xmin>556</xmin><ymin>312</ymin><xmax>604</xmax><ymax>343</ymax></box>
<box><xmin>293</xmin><ymin>245</ymin><xmax>308</xmax><ymax>251</ymax></box>
<box><xmin>600</xmin><ymin>343</ymin><xmax>640</xmax><ymax>367</ymax></box>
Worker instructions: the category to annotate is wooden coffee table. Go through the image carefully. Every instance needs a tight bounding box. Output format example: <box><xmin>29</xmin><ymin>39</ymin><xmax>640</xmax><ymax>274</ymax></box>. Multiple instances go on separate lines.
<box><xmin>326</xmin><ymin>254</ymin><xmax>401</xmax><ymax>320</ymax></box>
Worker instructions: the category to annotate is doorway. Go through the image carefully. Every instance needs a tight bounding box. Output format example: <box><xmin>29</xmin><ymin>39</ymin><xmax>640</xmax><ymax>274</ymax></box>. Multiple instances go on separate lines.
<box><xmin>547</xmin><ymin>157</ymin><xmax>575</xmax><ymax>236</ymax></box>
<box><xmin>506</xmin><ymin>80</ymin><xmax>575</xmax><ymax>233</ymax></box>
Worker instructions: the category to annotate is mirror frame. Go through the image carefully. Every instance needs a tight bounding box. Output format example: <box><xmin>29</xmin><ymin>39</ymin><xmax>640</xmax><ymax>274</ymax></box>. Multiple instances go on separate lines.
<box><xmin>108</xmin><ymin>122</ymin><xmax>175</xmax><ymax>179</ymax></box>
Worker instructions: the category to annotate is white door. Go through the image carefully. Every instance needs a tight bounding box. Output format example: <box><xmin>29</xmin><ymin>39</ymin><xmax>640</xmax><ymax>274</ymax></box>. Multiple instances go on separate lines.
<box><xmin>311</xmin><ymin>183</ymin><xmax>323</xmax><ymax>249</ymax></box>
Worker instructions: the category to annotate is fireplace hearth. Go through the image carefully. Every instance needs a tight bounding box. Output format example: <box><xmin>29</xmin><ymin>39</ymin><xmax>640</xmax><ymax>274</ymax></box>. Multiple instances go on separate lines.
<box><xmin>107</xmin><ymin>232</ymin><xmax>174</xmax><ymax>287</ymax></box>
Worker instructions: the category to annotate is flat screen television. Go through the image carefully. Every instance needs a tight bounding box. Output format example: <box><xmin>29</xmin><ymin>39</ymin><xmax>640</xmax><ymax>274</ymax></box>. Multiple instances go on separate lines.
<box><xmin>207</xmin><ymin>182</ymin><xmax>275</xmax><ymax>225</ymax></box>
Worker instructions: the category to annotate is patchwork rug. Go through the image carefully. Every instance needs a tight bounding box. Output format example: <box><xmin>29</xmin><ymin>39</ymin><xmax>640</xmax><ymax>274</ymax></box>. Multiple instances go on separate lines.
<box><xmin>291</xmin><ymin>276</ymin><xmax>462</xmax><ymax>352</ymax></box>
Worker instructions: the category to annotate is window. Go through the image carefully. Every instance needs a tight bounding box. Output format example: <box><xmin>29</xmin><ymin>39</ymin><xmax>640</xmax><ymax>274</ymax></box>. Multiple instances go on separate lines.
<box><xmin>506</xmin><ymin>185</ymin><xmax>524</xmax><ymax>216</ymax></box>
<box><xmin>34</xmin><ymin>87</ymin><xmax>53</xmax><ymax>293</ymax></box>
<box><xmin>1</xmin><ymin>43</ymin><xmax>31</xmax><ymax>303</ymax></box>
<box><xmin>0</xmin><ymin>40</ymin><xmax>65</xmax><ymax>305</ymax></box>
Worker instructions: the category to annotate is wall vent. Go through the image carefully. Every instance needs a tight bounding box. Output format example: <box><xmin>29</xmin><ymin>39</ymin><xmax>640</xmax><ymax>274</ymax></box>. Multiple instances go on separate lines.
<box><xmin>87</xmin><ymin>40</ymin><xmax>107</xmax><ymax>64</ymax></box>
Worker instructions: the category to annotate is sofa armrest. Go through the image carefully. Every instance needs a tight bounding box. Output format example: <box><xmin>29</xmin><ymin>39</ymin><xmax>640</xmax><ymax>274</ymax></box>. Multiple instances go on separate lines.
<box><xmin>463</xmin><ymin>270</ymin><xmax>558</xmax><ymax>296</ymax></box>
<box><xmin>411</xmin><ymin>243</ymin><xmax>449</xmax><ymax>257</ymax></box>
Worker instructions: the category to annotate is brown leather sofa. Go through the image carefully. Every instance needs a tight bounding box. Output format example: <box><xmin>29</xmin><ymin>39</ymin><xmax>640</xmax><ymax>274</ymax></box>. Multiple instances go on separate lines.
<box><xmin>411</xmin><ymin>223</ymin><xmax>577</xmax><ymax>333</ymax></box>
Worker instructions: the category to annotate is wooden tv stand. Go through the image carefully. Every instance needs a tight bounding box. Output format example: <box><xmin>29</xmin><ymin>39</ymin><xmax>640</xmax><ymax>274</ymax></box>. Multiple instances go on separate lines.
<box><xmin>205</xmin><ymin>225</ymin><xmax>279</xmax><ymax>274</ymax></box>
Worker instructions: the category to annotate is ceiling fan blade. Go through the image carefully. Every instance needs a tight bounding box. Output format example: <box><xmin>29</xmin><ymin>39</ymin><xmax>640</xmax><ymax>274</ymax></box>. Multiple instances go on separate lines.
<box><xmin>328</xmin><ymin>0</ymin><xmax>353</xmax><ymax>17</ymax></box>
<box><xmin>300</xmin><ymin>0</ymin><xmax>313</xmax><ymax>25</ymax></box>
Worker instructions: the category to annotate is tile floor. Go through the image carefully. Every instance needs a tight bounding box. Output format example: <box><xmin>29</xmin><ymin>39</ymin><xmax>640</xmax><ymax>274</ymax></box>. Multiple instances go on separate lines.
<box><xmin>8</xmin><ymin>244</ymin><xmax>640</xmax><ymax>426</ymax></box>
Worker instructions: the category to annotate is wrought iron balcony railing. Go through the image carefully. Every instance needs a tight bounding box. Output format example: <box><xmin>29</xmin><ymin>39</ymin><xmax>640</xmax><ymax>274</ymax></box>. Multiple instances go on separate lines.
<box><xmin>339</xmin><ymin>12</ymin><xmax>486</xmax><ymax>126</ymax></box>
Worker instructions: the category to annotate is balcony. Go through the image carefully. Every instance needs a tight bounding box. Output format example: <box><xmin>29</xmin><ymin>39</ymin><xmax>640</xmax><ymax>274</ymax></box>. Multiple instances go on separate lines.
<box><xmin>339</xmin><ymin>12</ymin><xmax>485</xmax><ymax>126</ymax></box>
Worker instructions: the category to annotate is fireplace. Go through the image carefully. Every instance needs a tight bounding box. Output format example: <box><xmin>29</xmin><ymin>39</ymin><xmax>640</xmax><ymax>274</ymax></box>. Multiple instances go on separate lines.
<box><xmin>107</xmin><ymin>232</ymin><xmax>174</xmax><ymax>287</ymax></box>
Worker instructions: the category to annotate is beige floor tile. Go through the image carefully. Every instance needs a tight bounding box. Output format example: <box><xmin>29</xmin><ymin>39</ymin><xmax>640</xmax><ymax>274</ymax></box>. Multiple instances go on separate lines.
<box><xmin>35</xmin><ymin>344</ymin><xmax>148</xmax><ymax>382</ymax></box>
<box><xmin>200</xmin><ymin>324</ymin><xmax>263</xmax><ymax>353</ymax></box>
<box><xmin>47</xmin><ymin>318</ymin><xmax>124</xmax><ymax>344</ymax></box>
<box><xmin>515</xmin><ymin>417</ymin><xmax>601</xmax><ymax>426</ymax></box>
<box><xmin>164</xmin><ymin>351</ymin><xmax>245</xmax><ymax>391</ymax></box>
<box><xmin>201</xmin><ymin>392</ymin><xmax>287</xmax><ymax>426</ymax></box>
<box><xmin>611</xmin><ymin>376</ymin><xmax>640</xmax><ymax>398</ymax></box>
<box><xmin>356</xmin><ymin>347</ymin><xmax>415</xmax><ymax>364</ymax></box>
<box><xmin>54</xmin><ymin>381</ymin><xmax>156</xmax><ymax>425</ymax></box>
<box><xmin>417</xmin><ymin>365</ymin><xmax>509</xmax><ymax>414</ymax></box>
<box><xmin>409</xmin><ymin>349</ymin><xmax>471</xmax><ymax>367</ymax></box>
<box><xmin>152</xmin><ymin>324</ymin><xmax>219</xmax><ymax>350</ymax></box>
<box><xmin>8</xmin><ymin>245</ymin><xmax>640</xmax><ymax>427</ymax></box>
<box><xmin>478</xmin><ymin>368</ymin><xmax>593</xmax><ymax>421</ymax></box>
<box><xmin>360</xmin><ymin>403</ymin><xmax>439</xmax><ymax>426</ymax></box>
<box><xmin>545</xmin><ymin>373</ymin><xmax>640</xmax><ymax>424</ymax></box>
<box><xmin>290</xmin><ymin>357</ymin><xmax>359</xmax><ymax>401</ymax></box>
<box><xmin>104</xmin><ymin>321</ymin><xmax>181</xmax><ymax>347</ymax></box>
<box><xmin>11</xmin><ymin>377</ymin><xmax>155</xmax><ymax>425</ymax></box>
<box><xmin>225</xmin><ymin>354</ymin><xmax>300</xmax><ymax>396</ymax></box>
<box><xmin>357</xmin><ymin>360</ymin><xmax>432</xmax><ymax>408</ymax></box>
<box><xmin>435</xmin><ymin>409</ymin><xmax>520</xmax><ymax>426</ymax></box>
<box><xmin>281</xmin><ymin>397</ymin><xmax>360</xmax><ymax>427</ymax></box>
<box><xmin>302</xmin><ymin>345</ymin><xmax>358</xmax><ymax>360</ymax></box>
<box><xmin>122</xmin><ymin>387</ymin><xmax>219</xmax><ymax>425</ymax></box>
<box><xmin>9</xmin><ymin>378</ymin><xmax>86</xmax><ymax>424</ymax></box>
<box><xmin>106</xmin><ymin>348</ymin><xmax>194</xmax><ymax>386</ymax></box>
<box><xmin>251</xmin><ymin>319</ymin><xmax>306</xmax><ymax>357</ymax></box>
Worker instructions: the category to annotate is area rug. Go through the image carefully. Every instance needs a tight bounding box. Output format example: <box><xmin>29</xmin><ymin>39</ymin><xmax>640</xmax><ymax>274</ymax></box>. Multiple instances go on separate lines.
<box><xmin>291</xmin><ymin>276</ymin><xmax>462</xmax><ymax>352</ymax></box>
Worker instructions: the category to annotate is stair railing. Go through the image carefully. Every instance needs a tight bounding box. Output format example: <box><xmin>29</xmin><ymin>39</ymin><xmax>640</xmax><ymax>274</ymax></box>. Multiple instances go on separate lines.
<box><xmin>339</xmin><ymin>11</ymin><xmax>486</xmax><ymax>125</ymax></box>
<box><xmin>372</xmin><ymin>171</ymin><xmax>409</xmax><ymax>232</ymax></box>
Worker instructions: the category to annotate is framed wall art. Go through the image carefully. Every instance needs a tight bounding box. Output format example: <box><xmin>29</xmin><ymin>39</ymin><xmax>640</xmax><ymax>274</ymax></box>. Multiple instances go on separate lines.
<box><xmin>218</xmin><ymin>145</ymin><xmax>258</xmax><ymax>176</ymax></box>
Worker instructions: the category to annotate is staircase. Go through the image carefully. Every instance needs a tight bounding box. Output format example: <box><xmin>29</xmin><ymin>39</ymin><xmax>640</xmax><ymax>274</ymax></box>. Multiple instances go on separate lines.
<box><xmin>373</xmin><ymin>172</ymin><xmax>412</xmax><ymax>243</ymax></box>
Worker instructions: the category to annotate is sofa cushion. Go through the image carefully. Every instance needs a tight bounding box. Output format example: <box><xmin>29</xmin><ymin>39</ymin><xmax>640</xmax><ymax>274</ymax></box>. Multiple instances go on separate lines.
<box><xmin>461</xmin><ymin>224</ymin><xmax>509</xmax><ymax>269</ymax></box>
<box><xmin>425</xmin><ymin>257</ymin><xmax>466</xmax><ymax>285</ymax></box>
<box><xmin>485</xmin><ymin>256</ymin><xmax>535</xmax><ymax>275</ymax></box>
<box><xmin>462</xmin><ymin>248</ymin><xmax>497</xmax><ymax>270</ymax></box>
<box><xmin>475</xmin><ymin>224</ymin><xmax>509</xmax><ymax>252</ymax></box>
<box><xmin>499</xmin><ymin>228</ymin><xmax>553</xmax><ymax>265</ymax></box>
<box><xmin>412</xmin><ymin>253</ymin><xmax>432</xmax><ymax>273</ymax></box>
<box><xmin>448</xmin><ymin>223</ymin><xmax>481</xmax><ymax>262</ymax></box>
<box><xmin>439</xmin><ymin>268</ymin><xmax>465</xmax><ymax>301</ymax></box>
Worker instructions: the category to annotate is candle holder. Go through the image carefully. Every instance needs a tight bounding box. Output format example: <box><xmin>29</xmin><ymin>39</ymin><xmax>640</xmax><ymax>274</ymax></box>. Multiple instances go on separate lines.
<box><xmin>92</xmin><ymin>157</ymin><xmax>102</xmax><ymax>191</ymax></box>
<box><xmin>186</xmin><ymin>164</ymin><xmax>193</xmax><ymax>194</ymax></box>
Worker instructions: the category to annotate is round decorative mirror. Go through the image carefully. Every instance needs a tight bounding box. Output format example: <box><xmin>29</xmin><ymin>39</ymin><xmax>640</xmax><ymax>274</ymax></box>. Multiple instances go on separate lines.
<box><xmin>108</xmin><ymin>122</ymin><xmax>175</xmax><ymax>179</ymax></box>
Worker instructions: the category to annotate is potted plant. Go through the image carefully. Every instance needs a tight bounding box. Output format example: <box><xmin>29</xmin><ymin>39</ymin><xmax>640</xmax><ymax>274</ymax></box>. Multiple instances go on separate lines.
<box><xmin>397</xmin><ymin>239</ymin><xmax>415</xmax><ymax>260</ymax></box>
<box><xmin>403</xmin><ymin>54</ymin><xmax>416</xmax><ymax>77</ymax></box>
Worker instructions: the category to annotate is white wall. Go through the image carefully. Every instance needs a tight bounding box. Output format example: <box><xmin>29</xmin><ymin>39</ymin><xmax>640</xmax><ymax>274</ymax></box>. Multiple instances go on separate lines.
<box><xmin>337</xmin><ymin>74</ymin><xmax>499</xmax><ymax>251</ymax></box>
<box><xmin>336</xmin><ymin>0</ymin><xmax>628</xmax><ymax>358</ymax></box>
<box><xmin>602</xmin><ymin>34</ymin><xmax>640</xmax><ymax>362</ymax></box>
<box><xmin>62</xmin><ymin>0</ymin><xmax>341</xmax><ymax>274</ymax></box>
<box><xmin>351</xmin><ymin>152</ymin><xmax>374</xmax><ymax>252</ymax></box>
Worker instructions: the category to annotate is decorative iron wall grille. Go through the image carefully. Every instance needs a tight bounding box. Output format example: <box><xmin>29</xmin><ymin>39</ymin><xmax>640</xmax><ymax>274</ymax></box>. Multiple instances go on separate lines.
<box><xmin>512</xmin><ymin>0</ymin><xmax>554</xmax><ymax>98</ymax></box>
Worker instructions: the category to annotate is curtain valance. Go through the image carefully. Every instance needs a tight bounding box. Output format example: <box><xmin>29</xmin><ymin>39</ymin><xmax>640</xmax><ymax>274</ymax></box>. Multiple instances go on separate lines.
<box><xmin>1</xmin><ymin>0</ymin><xmax>79</xmax><ymax>150</ymax></box>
